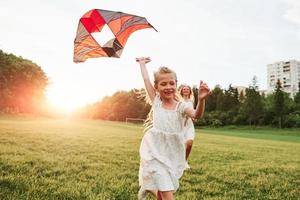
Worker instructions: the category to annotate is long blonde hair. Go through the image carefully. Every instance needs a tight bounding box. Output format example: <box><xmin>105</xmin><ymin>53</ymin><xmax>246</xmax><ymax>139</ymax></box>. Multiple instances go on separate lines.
<box><xmin>178</xmin><ymin>84</ymin><xmax>195</xmax><ymax>103</ymax></box>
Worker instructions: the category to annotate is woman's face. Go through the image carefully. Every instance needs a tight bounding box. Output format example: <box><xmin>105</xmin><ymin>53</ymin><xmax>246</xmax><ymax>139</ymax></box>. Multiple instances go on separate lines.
<box><xmin>155</xmin><ymin>73</ymin><xmax>177</xmax><ymax>100</ymax></box>
<box><xmin>181</xmin><ymin>86</ymin><xmax>191</xmax><ymax>97</ymax></box>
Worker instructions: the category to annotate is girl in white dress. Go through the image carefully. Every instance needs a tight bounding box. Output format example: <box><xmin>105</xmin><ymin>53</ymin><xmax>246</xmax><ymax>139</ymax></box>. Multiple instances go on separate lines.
<box><xmin>136</xmin><ymin>57</ymin><xmax>210</xmax><ymax>200</ymax></box>
<box><xmin>178</xmin><ymin>84</ymin><xmax>196</xmax><ymax>169</ymax></box>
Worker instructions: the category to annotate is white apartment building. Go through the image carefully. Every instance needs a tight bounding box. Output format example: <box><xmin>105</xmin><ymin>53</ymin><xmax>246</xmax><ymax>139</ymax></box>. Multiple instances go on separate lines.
<box><xmin>267</xmin><ymin>60</ymin><xmax>300</xmax><ymax>97</ymax></box>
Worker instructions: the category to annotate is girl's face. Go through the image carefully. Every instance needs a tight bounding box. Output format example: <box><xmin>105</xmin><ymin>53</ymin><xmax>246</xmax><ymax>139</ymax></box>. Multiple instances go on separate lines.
<box><xmin>181</xmin><ymin>86</ymin><xmax>191</xmax><ymax>97</ymax></box>
<box><xmin>155</xmin><ymin>73</ymin><xmax>177</xmax><ymax>100</ymax></box>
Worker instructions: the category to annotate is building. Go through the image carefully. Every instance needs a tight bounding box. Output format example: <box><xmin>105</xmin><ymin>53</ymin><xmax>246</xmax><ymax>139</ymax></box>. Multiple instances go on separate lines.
<box><xmin>233</xmin><ymin>86</ymin><xmax>247</xmax><ymax>95</ymax></box>
<box><xmin>267</xmin><ymin>60</ymin><xmax>300</xmax><ymax>97</ymax></box>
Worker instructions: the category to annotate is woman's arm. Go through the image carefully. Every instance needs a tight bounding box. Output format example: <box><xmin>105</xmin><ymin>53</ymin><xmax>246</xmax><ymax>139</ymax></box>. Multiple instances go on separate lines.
<box><xmin>185</xmin><ymin>81</ymin><xmax>210</xmax><ymax>119</ymax></box>
<box><xmin>136</xmin><ymin>57</ymin><xmax>156</xmax><ymax>103</ymax></box>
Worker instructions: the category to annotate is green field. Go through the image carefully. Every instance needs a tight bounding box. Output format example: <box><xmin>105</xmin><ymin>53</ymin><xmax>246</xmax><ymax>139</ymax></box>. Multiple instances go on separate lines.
<box><xmin>0</xmin><ymin>118</ymin><xmax>299</xmax><ymax>200</ymax></box>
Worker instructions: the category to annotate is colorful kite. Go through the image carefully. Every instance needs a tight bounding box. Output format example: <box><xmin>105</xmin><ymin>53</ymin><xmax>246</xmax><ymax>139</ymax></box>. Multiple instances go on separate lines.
<box><xmin>73</xmin><ymin>9</ymin><xmax>157</xmax><ymax>63</ymax></box>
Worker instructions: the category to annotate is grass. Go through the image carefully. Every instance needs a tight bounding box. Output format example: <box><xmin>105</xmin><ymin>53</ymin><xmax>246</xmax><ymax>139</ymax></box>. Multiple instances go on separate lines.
<box><xmin>200</xmin><ymin>126</ymin><xmax>300</xmax><ymax>143</ymax></box>
<box><xmin>0</xmin><ymin>117</ymin><xmax>299</xmax><ymax>199</ymax></box>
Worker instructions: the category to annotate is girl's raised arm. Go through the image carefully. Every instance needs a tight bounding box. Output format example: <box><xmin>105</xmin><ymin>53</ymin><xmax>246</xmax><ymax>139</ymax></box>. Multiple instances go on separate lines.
<box><xmin>185</xmin><ymin>81</ymin><xmax>210</xmax><ymax>119</ymax></box>
<box><xmin>136</xmin><ymin>57</ymin><xmax>156</xmax><ymax>103</ymax></box>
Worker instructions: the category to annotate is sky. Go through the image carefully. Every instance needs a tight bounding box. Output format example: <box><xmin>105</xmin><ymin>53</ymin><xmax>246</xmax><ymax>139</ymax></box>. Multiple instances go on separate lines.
<box><xmin>1</xmin><ymin>0</ymin><xmax>300</xmax><ymax>111</ymax></box>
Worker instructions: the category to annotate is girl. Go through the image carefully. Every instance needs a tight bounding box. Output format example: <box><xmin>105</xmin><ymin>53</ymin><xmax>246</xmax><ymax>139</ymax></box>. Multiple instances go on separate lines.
<box><xmin>136</xmin><ymin>57</ymin><xmax>210</xmax><ymax>200</ymax></box>
<box><xmin>178</xmin><ymin>84</ymin><xmax>196</xmax><ymax>169</ymax></box>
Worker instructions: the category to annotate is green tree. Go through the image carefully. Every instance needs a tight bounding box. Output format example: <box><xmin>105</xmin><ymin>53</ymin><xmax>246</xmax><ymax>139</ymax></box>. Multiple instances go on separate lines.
<box><xmin>294</xmin><ymin>91</ymin><xmax>300</xmax><ymax>112</ymax></box>
<box><xmin>262</xmin><ymin>94</ymin><xmax>275</xmax><ymax>125</ymax></box>
<box><xmin>223</xmin><ymin>85</ymin><xmax>239</xmax><ymax>111</ymax></box>
<box><xmin>237</xmin><ymin>76</ymin><xmax>264</xmax><ymax>126</ymax></box>
<box><xmin>241</xmin><ymin>86</ymin><xmax>263</xmax><ymax>126</ymax></box>
<box><xmin>273</xmin><ymin>79</ymin><xmax>284</xmax><ymax>128</ymax></box>
<box><xmin>205</xmin><ymin>85</ymin><xmax>223</xmax><ymax>112</ymax></box>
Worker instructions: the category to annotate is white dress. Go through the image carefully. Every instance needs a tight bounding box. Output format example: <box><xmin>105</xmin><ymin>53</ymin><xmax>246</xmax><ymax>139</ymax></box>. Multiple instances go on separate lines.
<box><xmin>183</xmin><ymin>100</ymin><xmax>195</xmax><ymax>141</ymax></box>
<box><xmin>139</xmin><ymin>95</ymin><xmax>188</xmax><ymax>192</ymax></box>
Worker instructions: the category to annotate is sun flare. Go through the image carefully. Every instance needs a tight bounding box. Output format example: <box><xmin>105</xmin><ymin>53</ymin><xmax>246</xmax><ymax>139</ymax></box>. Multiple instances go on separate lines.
<box><xmin>46</xmin><ymin>92</ymin><xmax>87</xmax><ymax>113</ymax></box>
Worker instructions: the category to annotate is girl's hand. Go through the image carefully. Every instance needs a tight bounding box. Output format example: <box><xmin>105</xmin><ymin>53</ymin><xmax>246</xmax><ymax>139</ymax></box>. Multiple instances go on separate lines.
<box><xmin>136</xmin><ymin>57</ymin><xmax>151</xmax><ymax>64</ymax></box>
<box><xmin>198</xmin><ymin>80</ymin><xmax>211</xmax><ymax>100</ymax></box>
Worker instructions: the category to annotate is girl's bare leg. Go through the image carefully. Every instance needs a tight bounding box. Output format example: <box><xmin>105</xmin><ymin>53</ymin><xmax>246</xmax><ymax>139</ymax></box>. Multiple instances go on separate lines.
<box><xmin>157</xmin><ymin>191</ymin><xmax>162</xmax><ymax>200</ymax></box>
<box><xmin>185</xmin><ymin>140</ymin><xmax>193</xmax><ymax>160</ymax></box>
<box><xmin>157</xmin><ymin>191</ymin><xmax>174</xmax><ymax>200</ymax></box>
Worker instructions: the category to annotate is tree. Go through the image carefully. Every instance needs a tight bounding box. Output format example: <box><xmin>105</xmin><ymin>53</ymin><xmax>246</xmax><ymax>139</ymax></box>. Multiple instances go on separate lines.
<box><xmin>0</xmin><ymin>50</ymin><xmax>48</xmax><ymax>113</ymax></box>
<box><xmin>223</xmin><ymin>84</ymin><xmax>239</xmax><ymax>112</ymax></box>
<box><xmin>294</xmin><ymin>91</ymin><xmax>300</xmax><ymax>112</ymax></box>
<box><xmin>241</xmin><ymin>87</ymin><xmax>263</xmax><ymax>126</ymax></box>
<box><xmin>239</xmin><ymin>90</ymin><xmax>245</xmax><ymax>103</ymax></box>
<box><xmin>262</xmin><ymin>94</ymin><xmax>275</xmax><ymax>125</ymax></box>
<box><xmin>77</xmin><ymin>88</ymin><xmax>151</xmax><ymax>122</ymax></box>
<box><xmin>273</xmin><ymin>79</ymin><xmax>284</xmax><ymax>128</ymax></box>
<box><xmin>251</xmin><ymin>75</ymin><xmax>259</xmax><ymax>90</ymax></box>
<box><xmin>237</xmin><ymin>76</ymin><xmax>264</xmax><ymax>126</ymax></box>
<box><xmin>205</xmin><ymin>85</ymin><xmax>223</xmax><ymax>112</ymax></box>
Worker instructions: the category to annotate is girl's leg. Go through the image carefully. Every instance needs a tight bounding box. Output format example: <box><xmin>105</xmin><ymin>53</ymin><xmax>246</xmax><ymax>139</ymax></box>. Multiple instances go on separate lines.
<box><xmin>185</xmin><ymin>139</ymin><xmax>193</xmax><ymax>160</ymax></box>
<box><xmin>157</xmin><ymin>191</ymin><xmax>162</xmax><ymax>200</ymax></box>
<box><xmin>157</xmin><ymin>191</ymin><xmax>174</xmax><ymax>200</ymax></box>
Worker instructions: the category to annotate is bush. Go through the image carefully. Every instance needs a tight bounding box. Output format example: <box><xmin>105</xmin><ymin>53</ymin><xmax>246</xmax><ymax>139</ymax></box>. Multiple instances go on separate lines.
<box><xmin>283</xmin><ymin>113</ymin><xmax>300</xmax><ymax>128</ymax></box>
<box><xmin>195</xmin><ymin>111</ymin><xmax>231</xmax><ymax>127</ymax></box>
<box><xmin>211</xmin><ymin>119</ymin><xmax>223</xmax><ymax>127</ymax></box>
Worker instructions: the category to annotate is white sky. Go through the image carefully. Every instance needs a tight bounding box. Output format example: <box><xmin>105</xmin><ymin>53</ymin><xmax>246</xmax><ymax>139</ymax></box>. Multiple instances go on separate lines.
<box><xmin>1</xmin><ymin>0</ymin><xmax>300</xmax><ymax>111</ymax></box>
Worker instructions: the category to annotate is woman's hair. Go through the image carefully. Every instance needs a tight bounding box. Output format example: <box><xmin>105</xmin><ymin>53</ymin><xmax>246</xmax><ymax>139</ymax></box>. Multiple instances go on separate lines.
<box><xmin>178</xmin><ymin>84</ymin><xmax>194</xmax><ymax>102</ymax></box>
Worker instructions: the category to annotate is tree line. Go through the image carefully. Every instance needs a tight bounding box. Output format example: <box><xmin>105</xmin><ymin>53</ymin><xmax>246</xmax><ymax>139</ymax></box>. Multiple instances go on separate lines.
<box><xmin>1</xmin><ymin>49</ymin><xmax>299</xmax><ymax>128</ymax></box>
<box><xmin>75</xmin><ymin>90</ymin><xmax>151</xmax><ymax>121</ymax></box>
<box><xmin>76</xmin><ymin>77</ymin><xmax>300</xmax><ymax>128</ymax></box>
<box><xmin>200</xmin><ymin>78</ymin><xmax>300</xmax><ymax>128</ymax></box>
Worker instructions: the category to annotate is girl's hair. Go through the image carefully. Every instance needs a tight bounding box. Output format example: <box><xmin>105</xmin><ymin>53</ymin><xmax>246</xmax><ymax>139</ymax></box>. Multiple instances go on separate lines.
<box><xmin>154</xmin><ymin>66</ymin><xmax>177</xmax><ymax>85</ymax></box>
<box><xmin>143</xmin><ymin>66</ymin><xmax>180</xmax><ymax>132</ymax></box>
<box><xmin>178</xmin><ymin>84</ymin><xmax>194</xmax><ymax>102</ymax></box>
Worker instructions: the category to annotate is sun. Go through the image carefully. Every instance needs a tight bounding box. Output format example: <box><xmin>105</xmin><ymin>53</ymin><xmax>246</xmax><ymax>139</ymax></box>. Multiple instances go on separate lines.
<box><xmin>46</xmin><ymin>91</ymin><xmax>87</xmax><ymax>113</ymax></box>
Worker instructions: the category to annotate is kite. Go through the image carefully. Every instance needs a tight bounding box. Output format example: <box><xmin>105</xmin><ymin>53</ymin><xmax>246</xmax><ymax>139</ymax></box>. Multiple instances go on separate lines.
<box><xmin>73</xmin><ymin>9</ymin><xmax>157</xmax><ymax>63</ymax></box>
